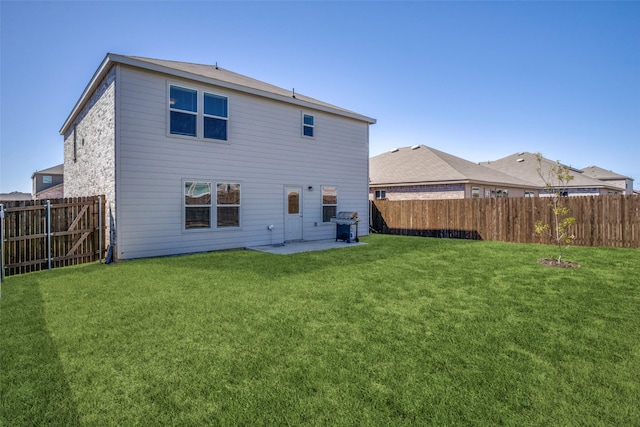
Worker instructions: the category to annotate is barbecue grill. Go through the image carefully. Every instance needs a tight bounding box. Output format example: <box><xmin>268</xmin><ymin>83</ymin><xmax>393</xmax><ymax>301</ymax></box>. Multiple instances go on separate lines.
<box><xmin>331</xmin><ymin>211</ymin><xmax>360</xmax><ymax>243</ymax></box>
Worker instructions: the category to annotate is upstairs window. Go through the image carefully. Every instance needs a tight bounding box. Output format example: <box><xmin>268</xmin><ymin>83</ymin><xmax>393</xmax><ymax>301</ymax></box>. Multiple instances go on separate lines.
<box><xmin>169</xmin><ymin>85</ymin><xmax>228</xmax><ymax>141</ymax></box>
<box><xmin>375</xmin><ymin>190</ymin><xmax>386</xmax><ymax>200</ymax></box>
<box><xmin>322</xmin><ymin>186</ymin><xmax>337</xmax><ymax>222</ymax></box>
<box><xmin>204</xmin><ymin>93</ymin><xmax>228</xmax><ymax>141</ymax></box>
<box><xmin>170</xmin><ymin>86</ymin><xmax>197</xmax><ymax>137</ymax></box>
<box><xmin>303</xmin><ymin>114</ymin><xmax>314</xmax><ymax>137</ymax></box>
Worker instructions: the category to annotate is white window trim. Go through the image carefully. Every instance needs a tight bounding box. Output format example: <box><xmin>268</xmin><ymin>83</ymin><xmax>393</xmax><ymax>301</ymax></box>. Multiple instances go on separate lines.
<box><xmin>215</xmin><ymin>182</ymin><xmax>242</xmax><ymax>229</ymax></box>
<box><xmin>321</xmin><ymin>185</ymin><xmax>337</xmax><ymax>223</ymax></box>
<box><xmin>181</xmin><ymin>179</ymin><xmax>242</xmax><ymax>232</ymax></box>
<box><xmin>168</xmin><ymin>82</ymin><xmax>230</xmax><ymax>143</ymax></box>
<box><xmin>183</xmin><ymin>180</ymin><xmax>213</xmax><ymax>232</ymax></box>
<box><xmin>302</xmin><ymin>112</ymin><xmax>315</xmax><ymax>138</ymax></box>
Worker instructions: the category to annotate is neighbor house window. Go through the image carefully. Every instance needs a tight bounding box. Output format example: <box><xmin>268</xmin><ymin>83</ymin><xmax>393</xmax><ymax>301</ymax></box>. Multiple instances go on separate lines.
<box><xmin>322</xmin><ymin>186</ymin><xmax>337</xmax><ymax>222</ymax></box>
<box><xmin>471</xmin><ymin>187</ymin><xmax>480</xmax><ymax>198</ymax></box>
<box><xmin>170</xmin><ymin>86</ymin><xmax>197</xmax><ymax>137</ymax></box>
<box><xmin>169</xmin><ymin>85</ymin><xmax>228</xmax><ymax>140</ymax></box>
<box><xmin>525</xmin><ymin>191</ymin><xmax>535</xmax><ymax>198</ymax></box>
<box><xmin>303</xmin><ymin>114</ymin><xmax>314</xmax><ymax>137</ymax></box>
<box><xmin>43</xmin><ymin>176</ymin><xmax>52</xmax><ymax>184</ymax></box>
<box><xmin>184</xmin><ymin>181</ymin><xmax>212</xmax><ymax>229</ymax></box>
<box><xmin>217</xmin><ymin>183</ymin><xmax>240</xmax><ymax>227</ymax></box>
<box><xmin>375</xmin><ymin>190</ymin><xmax>386</xmax><ymax>200</ymax></box>
<box><xmin>496</xmin><ymin>189</ymin><xmax>509</xmax><ymax>198</ymax></box>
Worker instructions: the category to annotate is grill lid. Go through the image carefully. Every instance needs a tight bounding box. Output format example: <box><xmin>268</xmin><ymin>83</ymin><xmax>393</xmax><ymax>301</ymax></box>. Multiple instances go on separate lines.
<box><xmin>331</xmin><ymin>211</ymin><xmax>360</xmax><ymax>224</ymax></box>
<box><xmin>335</xmin><ymin>211</ymin><xmax>358</xmax><ymax>219</ymax></box>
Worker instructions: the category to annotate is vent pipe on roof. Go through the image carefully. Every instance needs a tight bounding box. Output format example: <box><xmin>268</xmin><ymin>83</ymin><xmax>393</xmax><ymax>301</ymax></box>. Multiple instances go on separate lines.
<box><xmin>292</xmin><ymin>88</ymin><xmax>296</xmax><ymax>98</ymax></box>
<box><xmin>390</xmin><ymin>148</ymin><xmax>399</xmax><ymax>153</ymax></box>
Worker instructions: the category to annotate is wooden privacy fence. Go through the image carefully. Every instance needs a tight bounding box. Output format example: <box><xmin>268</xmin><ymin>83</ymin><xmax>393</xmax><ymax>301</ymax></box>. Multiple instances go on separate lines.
<box><xmin>370</xmin><ymin>195</ymin><xmax>640</xmax><ymax>248</ymax></box>
<box><xmin>0</xmin><ymin>196</ymin><xmax>106</xmax><ymax>277</ymax></box>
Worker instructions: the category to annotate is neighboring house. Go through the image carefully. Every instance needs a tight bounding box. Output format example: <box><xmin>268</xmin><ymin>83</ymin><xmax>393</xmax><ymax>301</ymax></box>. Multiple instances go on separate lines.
<box><xmin>580</xmin><ymin>166</ymin><xmax>634</xmax><ymax>195</ymax></box>
<box><xmin>32</xmin><ymin>164</ymin><xmax>64</xmax><ymax>199</ymax></box>
<box><xmin>369</xmin><ymin>145</ymin><xmax>539</xmax><ymax>200</ymax></box>
<box><xmin>60</xmin><ymin>53</ymin><xmax>375</xmax><ymax>260</ymax></box>
<box><xmin>0</xmin><ymin>191</ymin><xmax>32</xmax><ymax>202</ymax></box>
<box><xmin>481</xmin><ymin>152</ymin><xmax>623</xmax><ymax>196</ymax></box>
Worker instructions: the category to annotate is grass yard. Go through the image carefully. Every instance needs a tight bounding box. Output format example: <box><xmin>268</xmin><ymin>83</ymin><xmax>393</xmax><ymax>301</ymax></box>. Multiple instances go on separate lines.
<box><xmin>1</xmin><ymin>234</ymin><xmax>639</xmax><ymax>426</ymax></box>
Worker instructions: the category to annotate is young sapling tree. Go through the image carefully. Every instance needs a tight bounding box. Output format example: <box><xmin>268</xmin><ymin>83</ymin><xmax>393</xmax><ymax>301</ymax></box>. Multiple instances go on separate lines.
<box><xmin>534</xmin><ymin>153</ymin><xmax>576</xmax><ymax>263</ymax></box>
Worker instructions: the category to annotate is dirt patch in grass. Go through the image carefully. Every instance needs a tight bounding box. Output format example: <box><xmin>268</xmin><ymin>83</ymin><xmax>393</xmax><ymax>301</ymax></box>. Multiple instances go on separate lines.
<box><xmin>538</xmin><ymin>258</ymin><xmax>581</xmax><ymax>268</ymax></box>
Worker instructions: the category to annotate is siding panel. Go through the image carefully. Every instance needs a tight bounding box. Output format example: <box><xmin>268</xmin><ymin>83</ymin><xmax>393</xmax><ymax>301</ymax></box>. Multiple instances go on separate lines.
<box><xmin>114</xmin><ymin>65</ymin><xmax>370</xmax><ymax>259</ymax></box>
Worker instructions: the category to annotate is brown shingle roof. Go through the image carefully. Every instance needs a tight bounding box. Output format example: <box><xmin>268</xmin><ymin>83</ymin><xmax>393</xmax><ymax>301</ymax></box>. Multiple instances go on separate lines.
<box><xmin>370</xmin><ymin>145</ymin><xmax>537</xmax><ymax>188</ymax></box>
<box><xmin>480</xmin><ymin>152</ymin><xmax>620</xmax><ymax>190</ymax></box>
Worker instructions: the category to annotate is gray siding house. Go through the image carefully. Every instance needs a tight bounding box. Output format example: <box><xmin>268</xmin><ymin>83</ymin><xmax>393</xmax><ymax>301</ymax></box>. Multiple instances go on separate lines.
<box><xmin>60</xmin><ymin>53</ymin><xmax>375</xmax><ymax>260</ymax></box>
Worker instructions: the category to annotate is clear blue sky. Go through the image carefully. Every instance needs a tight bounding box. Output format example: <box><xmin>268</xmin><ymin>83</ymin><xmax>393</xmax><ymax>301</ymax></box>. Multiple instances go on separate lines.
<box><xmin>1</xmin><ymin>1</ymin><xmax>639</xmax><ymax>193</ymax></box>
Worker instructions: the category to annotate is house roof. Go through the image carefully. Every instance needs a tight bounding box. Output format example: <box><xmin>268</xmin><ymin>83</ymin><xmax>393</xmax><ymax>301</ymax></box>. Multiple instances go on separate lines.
<box><xmin>31</xmin><ymin>164</ymin><xmax>64</xmax><ymax>179</ymax></box>
<box><xmin>480</xmin><ymin>152</ymin><xmax>620</xmax><ymax>190</ymax></box>
<box><xmin>61</xmin><ymin>53</ymin><xmax>376</xmax><ymax>135</ymax></box>
<box><xmin>580</xmin><ymin>165</ymin><xmax>632</xmax><ymax>181</ymax></box>
<box><xmin>369</xmin><ymin>145</ymin><xmax>538</xmax><ymax>188</ymax></box>
<box><xmin>0</xmin><ymin>191</ymin><xmax>32</xmax><ymax>201</ymax></box>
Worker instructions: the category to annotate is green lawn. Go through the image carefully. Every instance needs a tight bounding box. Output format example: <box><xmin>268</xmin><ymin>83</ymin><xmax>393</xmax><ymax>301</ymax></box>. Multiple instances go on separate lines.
<box><xmin>1</xmin><ymin>235</ymin><xmax>639</xmax><ymax>426</ymax></box>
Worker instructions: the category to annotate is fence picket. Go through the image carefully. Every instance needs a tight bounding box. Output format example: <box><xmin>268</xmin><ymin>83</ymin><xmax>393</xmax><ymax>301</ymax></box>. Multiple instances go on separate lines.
<box><xmin>371</xmin><ymin>195</ymin><xmax>640</xmax><ymax>248</ymax></box>
<box><xmin>0</xmin><ymin>196</ymin><xmax>106</xmax><ymax>276</ymax></box>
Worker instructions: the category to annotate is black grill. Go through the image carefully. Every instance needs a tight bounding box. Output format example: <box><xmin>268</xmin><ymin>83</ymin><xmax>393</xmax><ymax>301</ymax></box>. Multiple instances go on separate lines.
<box><xmin>331</xmin><ymin>211</ymin><xmax>360</xmax><ymax>243</ymax></box>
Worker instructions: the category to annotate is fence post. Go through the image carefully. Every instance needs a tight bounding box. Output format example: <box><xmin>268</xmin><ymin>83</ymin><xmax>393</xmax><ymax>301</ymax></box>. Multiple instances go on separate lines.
<box><xmin>98</xmin><ymin>197</ymin><xmax>103</xmax><ymax>264</ymax></box>
<box><xmin>1</xmin><ymin>203</ymin><xmax>4</xmax><ymax>297</ymax></box>
<box><xmin>46</xmin><ymin>200</ymin><xmax>51</xmax><ymax>270</ymax></box>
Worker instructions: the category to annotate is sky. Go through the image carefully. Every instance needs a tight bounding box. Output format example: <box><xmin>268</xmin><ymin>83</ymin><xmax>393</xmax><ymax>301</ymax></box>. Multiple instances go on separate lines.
<box><xmin>1</xmin><ymin>0</ymin><xmax>639</xmax><ymax>194</ymax></box>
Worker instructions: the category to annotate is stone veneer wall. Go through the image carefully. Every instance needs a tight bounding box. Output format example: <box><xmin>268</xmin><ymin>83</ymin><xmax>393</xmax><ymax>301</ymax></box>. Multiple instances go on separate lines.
<box><xmin>63</xmin><ymin>66</ymin><xmax>116</xmax><ymax>247</ymax></box>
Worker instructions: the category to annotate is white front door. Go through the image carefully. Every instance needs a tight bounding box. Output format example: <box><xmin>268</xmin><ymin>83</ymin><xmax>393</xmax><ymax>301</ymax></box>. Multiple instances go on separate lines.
<box><xmin>284</xmin><ymin>186</ymin><xmax>303</xmax><ymax>241</ymax></box>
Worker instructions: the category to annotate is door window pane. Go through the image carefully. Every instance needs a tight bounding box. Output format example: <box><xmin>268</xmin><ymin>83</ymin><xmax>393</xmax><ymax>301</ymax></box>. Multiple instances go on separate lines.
<box><xmin>288</xmin><ymin>190</ymin><xmax>300</xmax><ymax>214</ymax></box>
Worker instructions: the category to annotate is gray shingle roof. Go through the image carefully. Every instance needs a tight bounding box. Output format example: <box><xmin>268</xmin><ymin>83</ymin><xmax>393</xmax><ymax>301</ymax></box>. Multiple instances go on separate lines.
<box><xmin>32</xmin><ymin>164</ymin><xmax>63</xmax><ymax>178</ymax></box>
<box><xmin>480</xmin><ymin>152</ymin><xmax>619</xmax><ymax>189</ymax></box>
<box><xmin>370</xmin><ymin>145</ymin><xmax>537</xmax><ymax>188</ymax></box>
<box><xmin>580</xmin><ymin>165</ymin><xmax>632</xmax><ymax>181</ymax></box>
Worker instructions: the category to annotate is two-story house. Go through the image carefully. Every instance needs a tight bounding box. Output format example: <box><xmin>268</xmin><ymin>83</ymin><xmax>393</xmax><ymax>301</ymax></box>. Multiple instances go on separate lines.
<box><xmin>31</xmin><ymin>164</ymin><xmax>64</xmax><ymax>199</ymax></box>
<box><xmin>60</xmin><ymin>54</ymin><xmax>375</xmax><ymax>260</ymax></box>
